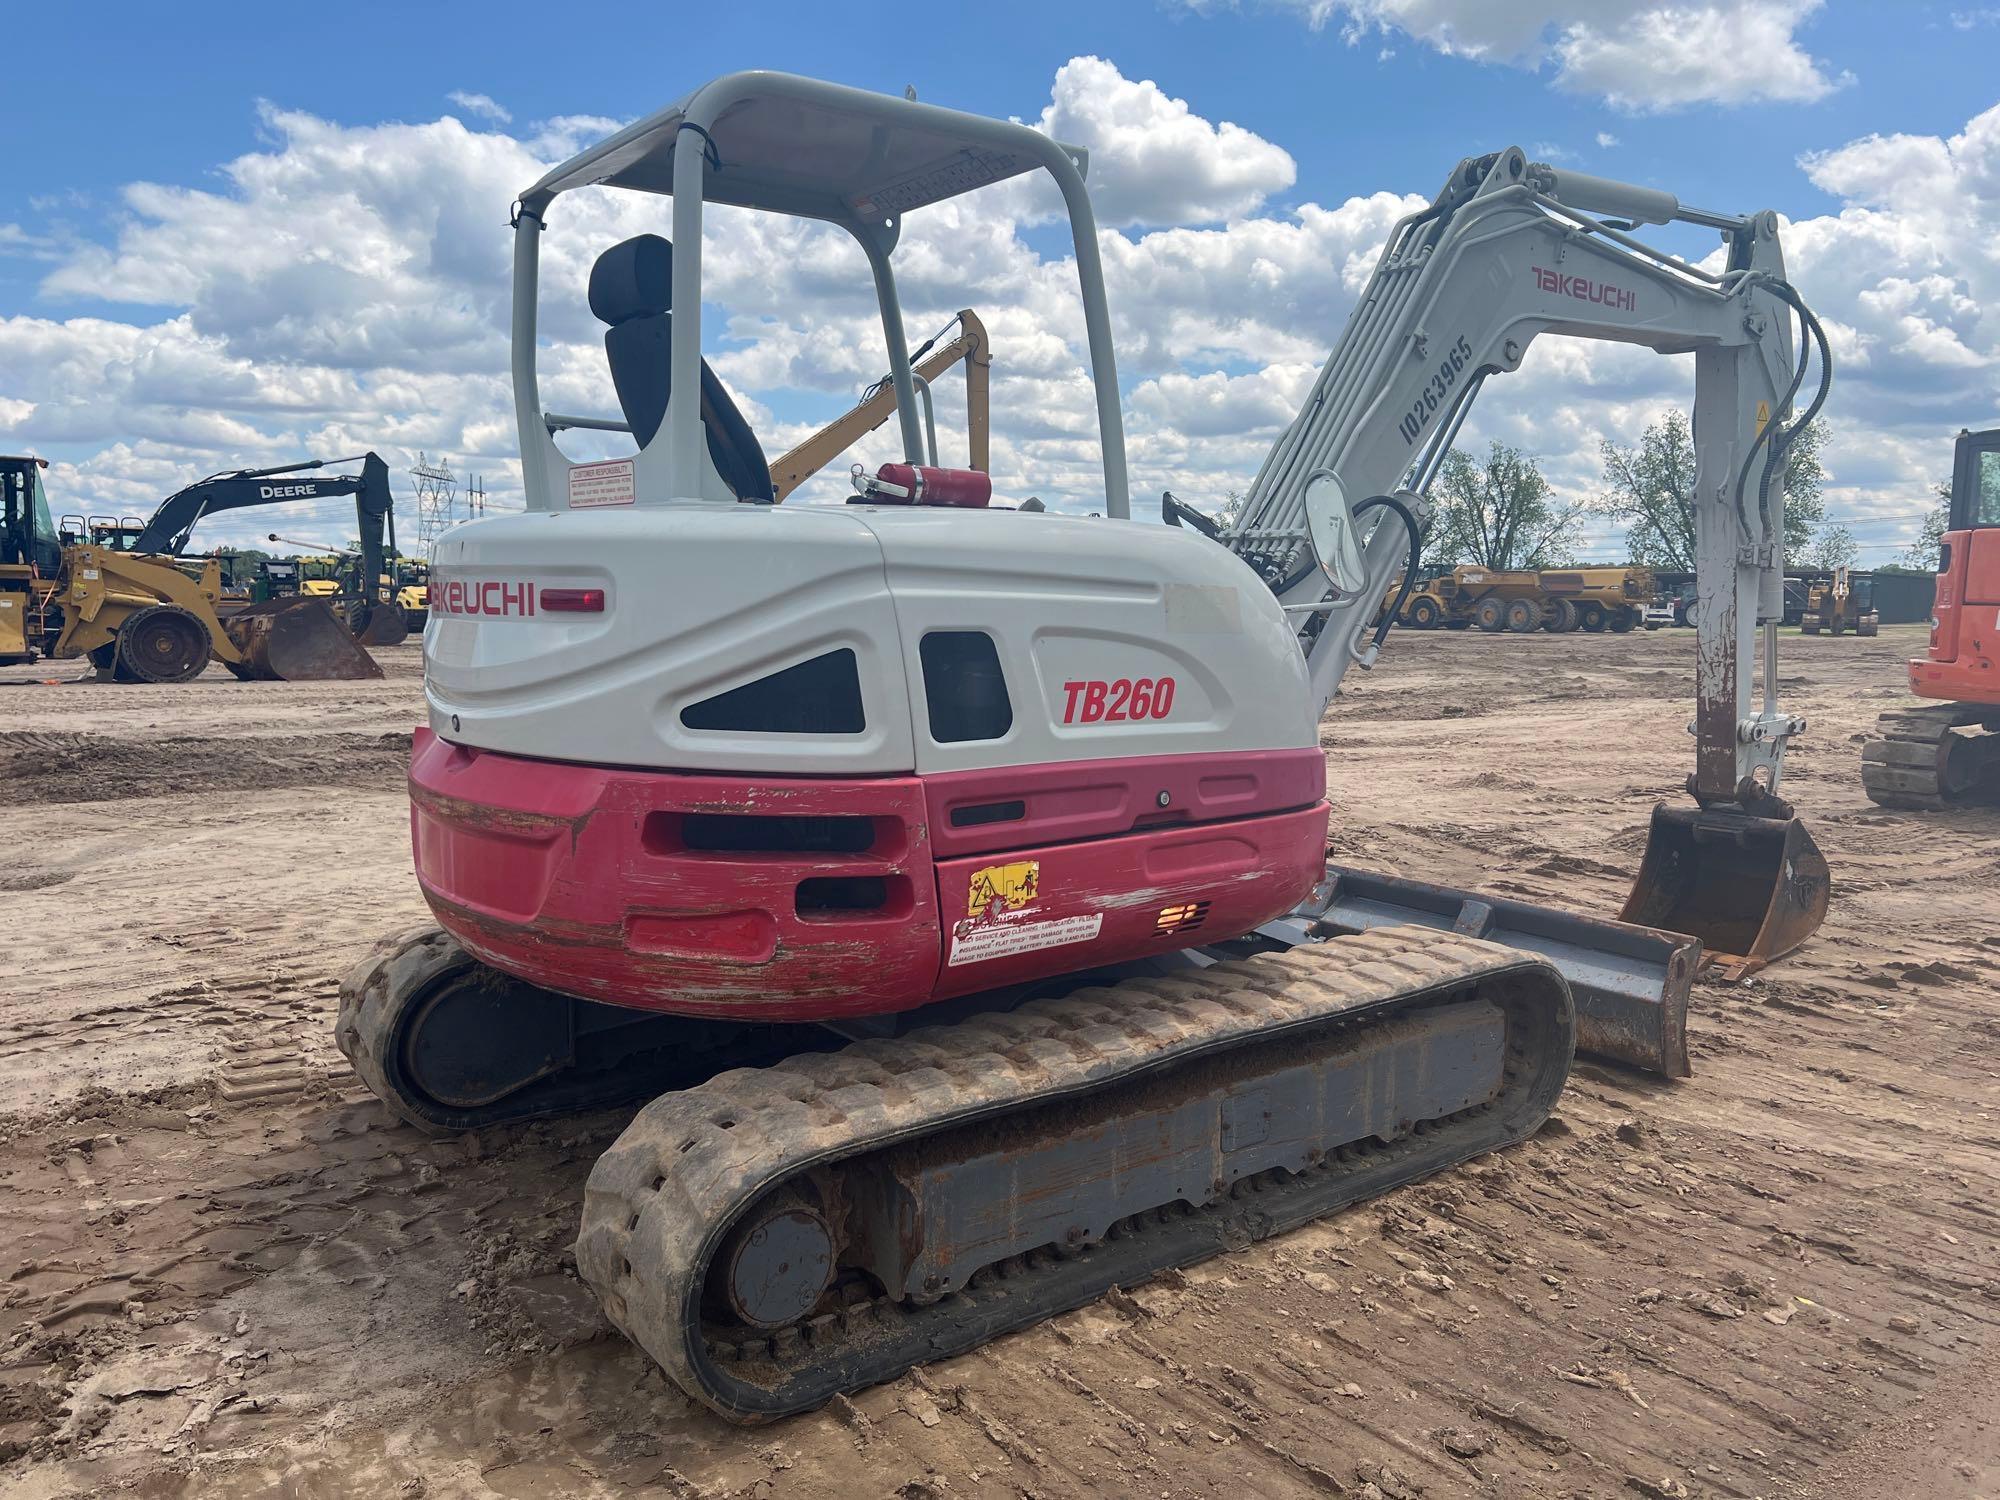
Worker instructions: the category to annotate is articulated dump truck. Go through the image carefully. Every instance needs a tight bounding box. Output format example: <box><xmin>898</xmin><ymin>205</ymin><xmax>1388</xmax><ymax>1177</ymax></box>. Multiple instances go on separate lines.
<box><xmin>1391</xmin><ymin>564</ymin><xmax>1653</xmax><ymax>634</ymax></box>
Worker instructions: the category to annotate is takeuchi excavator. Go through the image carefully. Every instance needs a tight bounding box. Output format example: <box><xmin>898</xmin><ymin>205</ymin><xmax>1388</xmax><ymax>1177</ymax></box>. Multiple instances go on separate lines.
<box><xmin>1861</xmin><ymin>426</ymin><xmax>2000</xmax><ymax>808</ymax></box>
<box><xmin>339</xmin><ymin>72</ymin><xmax>1832</xmax><ymax>1421</ymax></box>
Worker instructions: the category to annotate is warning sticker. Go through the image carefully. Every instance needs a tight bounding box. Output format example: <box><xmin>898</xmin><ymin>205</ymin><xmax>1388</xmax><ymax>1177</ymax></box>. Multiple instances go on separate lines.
<box><xmin>949</xmin><ymin>912</ymin><xmax>1102</xmax><ymax>966</ymax></box>
<box><xmin>1755</xmin><ymin>399</ymin><xmax>1771</xmax><ymax>435</ymax></box>
<box><xmin>568</xmin><ymin>458</ymin><xmax>636</xmax><ymax>509</ymax></box>
<box><xmin>967</xmin><ymin>859</ymin><xmax>1039</xmax><ymax>920</ymax></box>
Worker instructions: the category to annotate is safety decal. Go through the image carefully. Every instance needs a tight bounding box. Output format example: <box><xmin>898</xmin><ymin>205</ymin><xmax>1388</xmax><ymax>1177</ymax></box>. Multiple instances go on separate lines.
<box><xmin>568</xmin><ymin>458</ymin><xmax>636</xmax><ymax>509</ymax></box>
<box><xmin>1755</xmin><ymin>399</ymin><xmax>1771</xmax><ymax>435</ymax></box>
<box><xmin>966</xmin><ymin>859</ymin><xmax>1039</xmax><ymax>920</ymax></box>
<box><xmin>948</xmin><ymin>912</ymin><xmax>1103</xmax><ymax>966</ymax></box>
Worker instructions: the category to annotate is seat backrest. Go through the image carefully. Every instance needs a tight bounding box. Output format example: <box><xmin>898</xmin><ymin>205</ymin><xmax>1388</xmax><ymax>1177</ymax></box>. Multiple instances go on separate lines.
<box><xmin>589</xmin><ymin>236</ymin><xmax>774</xmax><ymax>503</ymax></box>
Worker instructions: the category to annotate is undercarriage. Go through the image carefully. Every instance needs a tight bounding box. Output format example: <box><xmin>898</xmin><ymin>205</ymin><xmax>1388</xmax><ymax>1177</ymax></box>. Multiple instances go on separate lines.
<box><xmin>340</xmin><ymin>923</ymin><xmax>1572</xmax><ymax>1420</ymax></box>
<box><xmin>1862</xmin><ymin>704</ymin><xmax>2000</xmax><ymax>810</ymax></box>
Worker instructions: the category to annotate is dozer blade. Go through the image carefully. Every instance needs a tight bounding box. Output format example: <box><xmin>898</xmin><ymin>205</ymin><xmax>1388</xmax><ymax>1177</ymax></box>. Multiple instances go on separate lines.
<box><xmin>1618</xmin><ymin>803</ymin><xmax>1829</xmax><ymax>981</ymax></box>
<box><xmin>1300</xmin><ymin>863</ymin><xmax>1696</xmax><ymax>1077</ymax></box>
<box><xmin>221</xmin><ymin>599</ymin><xmax>384</xmax><ymax>681</ymax></box>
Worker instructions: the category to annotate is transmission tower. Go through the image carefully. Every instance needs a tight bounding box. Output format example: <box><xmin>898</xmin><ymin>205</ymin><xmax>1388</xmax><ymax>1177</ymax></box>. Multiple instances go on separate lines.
<box><xmin>411</xmin><ymin>453</ymin><xmax>458</xmax><ymax>556</ymax></box>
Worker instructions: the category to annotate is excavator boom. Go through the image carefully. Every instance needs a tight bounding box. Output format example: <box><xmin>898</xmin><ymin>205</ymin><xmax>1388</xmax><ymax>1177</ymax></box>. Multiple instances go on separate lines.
<box><xmin>1196</xmin><ymin>148</ymin><xmax>1832</xmax><ymax>976</ymax></box>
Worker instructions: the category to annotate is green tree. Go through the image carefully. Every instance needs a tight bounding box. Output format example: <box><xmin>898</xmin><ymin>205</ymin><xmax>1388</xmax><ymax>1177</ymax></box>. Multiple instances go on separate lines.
<box><xmin>1800</xmin><ymin>523</ymin><xmax>1857</xmax><ymax>570</ymax></box>
<box><xmin>1430</xmin><ymin>441</ymin><xmax>1578</xmax><ymax>569</ymax></box>
<box><xmin>1600</xmin><ymin>412</ymin><xmax>1833</xmax><ymax>570</ymax></box>
<box><xmin>1903</xmin><ymin>482</ymin><xmax>1951</xmax><ymax>570</ymax></box>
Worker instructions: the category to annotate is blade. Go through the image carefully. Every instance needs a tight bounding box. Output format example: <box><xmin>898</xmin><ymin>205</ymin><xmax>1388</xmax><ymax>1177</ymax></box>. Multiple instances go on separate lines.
<box><xmin>1618</xmin><ymin>803</ymin><xmax>1829</xmax><ymax>981</ymax></box>
<box><xmin>1296</xmin><ymin>864</ymin><xmax>1697</xmax><ymax>1077</ymax></box>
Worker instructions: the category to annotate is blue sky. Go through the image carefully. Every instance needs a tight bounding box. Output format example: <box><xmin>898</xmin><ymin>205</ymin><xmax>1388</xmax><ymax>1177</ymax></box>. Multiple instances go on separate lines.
<box><xmin>3</xmin><ymin>0</ymin><xmax>1996</xmax><ymax>557</ymax></box>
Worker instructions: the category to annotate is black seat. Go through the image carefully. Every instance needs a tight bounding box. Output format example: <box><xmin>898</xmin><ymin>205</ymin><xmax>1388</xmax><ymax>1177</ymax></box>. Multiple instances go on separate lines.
<box><xmin>589</xmin><ymin>235</ymin><xmax>774</xmax><ymax>503</ymax></box>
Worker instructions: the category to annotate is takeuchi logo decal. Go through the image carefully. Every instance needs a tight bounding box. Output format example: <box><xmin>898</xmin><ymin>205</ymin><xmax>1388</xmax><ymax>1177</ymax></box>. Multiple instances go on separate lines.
<box><xmin>434</xmin><ymin>579</ymin><xmax>537</xmax><ymax>617</ymax></box>
<box><xmin>1533</xmin><ymin>266</ymin><xmax>1637</xmax><ymax>313</ymax></box>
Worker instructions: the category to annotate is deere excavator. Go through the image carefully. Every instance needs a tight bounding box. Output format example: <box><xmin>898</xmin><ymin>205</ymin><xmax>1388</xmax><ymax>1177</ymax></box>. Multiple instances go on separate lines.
<box><xmin>1861</xmin><ymin>426</ymin><xmax>2000</xmax><ymax>808</ymax></box>
<box><xmin>339</xmin><ymin>73</ymin><xmax>1831</xmax><ymax>1421</ymax></box>
<box><xmin>1</xmin><ymin>451</ymin><xmax>401</xmax><ymax>681</ymax></box>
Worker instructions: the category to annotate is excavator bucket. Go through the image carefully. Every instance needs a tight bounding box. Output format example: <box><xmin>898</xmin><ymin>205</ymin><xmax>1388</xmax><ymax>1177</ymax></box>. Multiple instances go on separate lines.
<box><xmin>221</xmin><ymin>599</ymin><xmax>384</xmax><ymax>681</ymax></box>
<box><xmin>352</xmin><ymin>603</ymin><xmax>409</xmax><ymax>648</ymax></box>
<box><xmin>1619</xmin><ymin>804</ymin><xmax>1829</xmax><ymax>980</ymax></box>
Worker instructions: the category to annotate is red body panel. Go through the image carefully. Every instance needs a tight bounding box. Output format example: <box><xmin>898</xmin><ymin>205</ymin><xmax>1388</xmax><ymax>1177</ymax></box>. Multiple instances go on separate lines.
<box><xmin>1911</xmin><ymin>529</ymin><xmax>2000</xmax><ymax>707</ymax></box>
<box><xmin>408</xmin><ymin>729</ymin><xmax>1328</xmax><ymax>1020</ymax></box>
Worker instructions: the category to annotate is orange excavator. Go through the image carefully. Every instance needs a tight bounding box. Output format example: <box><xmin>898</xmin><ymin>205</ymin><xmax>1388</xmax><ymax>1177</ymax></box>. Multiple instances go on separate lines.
<box><xmin>1861</xmin><ymin>427</ymin><xmax>2000</xmax><ymax>809</ymax></box>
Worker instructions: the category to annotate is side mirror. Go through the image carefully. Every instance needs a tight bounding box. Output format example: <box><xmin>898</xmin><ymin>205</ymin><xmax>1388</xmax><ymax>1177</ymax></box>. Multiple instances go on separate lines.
<box><xmin>1303</xmin><ymin>470</ymin><xmax>1366</xmax><ymax>595</ymax></box>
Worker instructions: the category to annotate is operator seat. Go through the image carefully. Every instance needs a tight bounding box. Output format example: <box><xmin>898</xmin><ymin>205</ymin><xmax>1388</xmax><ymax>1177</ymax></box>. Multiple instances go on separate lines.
<box><xmin>589</xmin><ymin>235</ymin><xmax>775</xmax><ymax>503</ymax></box>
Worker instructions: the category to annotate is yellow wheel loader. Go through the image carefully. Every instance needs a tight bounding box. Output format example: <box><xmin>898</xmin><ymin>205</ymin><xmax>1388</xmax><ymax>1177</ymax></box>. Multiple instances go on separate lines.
<box><xmin>0</xmin><ymin>453</ymin><xmax>394</xmax><ymax>681</ymax></box>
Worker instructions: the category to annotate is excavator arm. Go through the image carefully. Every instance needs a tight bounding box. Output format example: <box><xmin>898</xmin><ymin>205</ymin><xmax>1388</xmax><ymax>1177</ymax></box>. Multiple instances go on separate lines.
<box><xmin>766</xmin><ymin>311</ymin><xmax>990</xmax><ymax>500</ymax></box>
<box><xmin>1204</xmin><ymin>147</ymin><xmax>1832</xmax><ymax>976</ymax></box>
<box><xmin>133</xmin><ymin>452</ymin><xmax>399</xmax><ymax>601</ymax></box>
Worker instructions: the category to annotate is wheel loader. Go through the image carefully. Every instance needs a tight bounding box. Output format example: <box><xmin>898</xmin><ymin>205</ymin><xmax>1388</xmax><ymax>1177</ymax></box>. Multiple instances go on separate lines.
<box><xmin>0</xmin><ymin>453</ymin><xmax>401</xmax><ymax>682</ymax></box>
<box><xmin>1799</xmin><ymin>565</ymin><xmax>1879</xmax><ymax>636</ymax></box>
<box><xmin>340</xmin><ymin>72</ymin><xmax>1831</xmax><ymax>1420</ymax></box>
<box><xmin>1861</xmin><ymin>426</ymin><xmax>2000</xmax><ymax>808</ymax></box>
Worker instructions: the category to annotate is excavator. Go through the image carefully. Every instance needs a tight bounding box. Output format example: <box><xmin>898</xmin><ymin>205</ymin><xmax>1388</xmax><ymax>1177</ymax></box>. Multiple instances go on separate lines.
<box><xmin>338</xmin><ymin>72</ymin><xmax>1831</xmax><ymax>1421</ymax></box>
<box><xmin>1861</xmin><ymin>426</ymin><xmax>2000</xmax><ymax>808</ymax></box>
<box><xmin>0</xmin><ymin>452</ymin><xmax>400</xmax><ymax>680</ymax></box>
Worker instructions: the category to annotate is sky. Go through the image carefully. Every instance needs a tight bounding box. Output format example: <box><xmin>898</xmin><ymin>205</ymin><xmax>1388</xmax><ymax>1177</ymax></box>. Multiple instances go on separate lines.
<box><xmin>2</xmin><ymin>0</ymin><xmax>1997</xmax><ymax>561</ymax></box>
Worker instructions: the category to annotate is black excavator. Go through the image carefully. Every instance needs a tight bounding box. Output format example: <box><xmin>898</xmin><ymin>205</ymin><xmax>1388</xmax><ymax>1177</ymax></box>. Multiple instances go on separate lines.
<box><xmin>131</xmin><ymin>452</ymin><xmax>409</xmax><ymax>647</ymax></box>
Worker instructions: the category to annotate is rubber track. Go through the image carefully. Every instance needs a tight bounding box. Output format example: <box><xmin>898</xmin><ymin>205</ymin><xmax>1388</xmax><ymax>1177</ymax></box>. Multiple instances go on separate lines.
<box><xmin>575</xmin><ymin>926</ymin><xmax>1573</xmax><ymax>1422</ymax></box>
<box><xmin>1861</xmin><ymin>705</ymin><xmax>1999</xmax><ymax>810</ymax></box>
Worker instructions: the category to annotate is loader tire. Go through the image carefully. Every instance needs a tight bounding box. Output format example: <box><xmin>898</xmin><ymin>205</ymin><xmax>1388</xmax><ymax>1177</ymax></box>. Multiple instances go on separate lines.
<box><xmin>1578</xmin><ymin>602</ymin><xmax>1607</xmax><ymax>633</ymax></box>
<box><xmin>1541</xmin><ymin>598</ymin><xmax>1578</xmax><ymax>633</ymax></box>
<box><xmin>1504</xmin><ymin>598</ymin><xmax>1539</xmax><ymax>633</ymax></box>
<box><xmin>1473</xmin><ymin>598</ymin><xmax>1506</xmax><ymax>633</ymax></box>
<box><xmin>1406</xmin><ymin>595</ymin><xmax>1441</xmax><ymax>629</ymax></box>
<box><xmin>114</xmin><ymin>605</ymin><xmax>212</xmax><ymax>684</ymax></box>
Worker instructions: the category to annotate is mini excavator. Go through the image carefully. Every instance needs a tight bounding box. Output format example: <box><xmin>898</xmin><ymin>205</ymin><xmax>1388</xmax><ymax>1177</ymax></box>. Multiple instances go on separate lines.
<box><xmin>1861</xmin><ymin>426</ymin><xmax>2000</xmax><ymax>808</ymax></box>
<box><xmin>340</xmin><ymin>72</ymin><xmax>1831</xmax><ymax>1420</ymax></box>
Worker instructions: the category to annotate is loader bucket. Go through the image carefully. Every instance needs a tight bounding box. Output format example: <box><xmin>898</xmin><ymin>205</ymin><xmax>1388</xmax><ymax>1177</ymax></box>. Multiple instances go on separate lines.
<box><xmin>1618</xmin><ymin>804</ymin><xmax>1828</xmax><ymax>980</ymax></box>
<box><xmin>1303</xmin><ymin>864</ymin><xmax>1697</xmax><ymax>1077</ymax></box>
<box><xmin>220</xmin><ymin>599</ymin><xmax>384</xmax><ymax>681</ymax></box>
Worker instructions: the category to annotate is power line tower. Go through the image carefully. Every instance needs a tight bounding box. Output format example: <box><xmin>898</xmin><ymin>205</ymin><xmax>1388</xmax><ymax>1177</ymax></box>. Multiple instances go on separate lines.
<box><xmin>411</xmin><ymin>453</ymin><xmax>457</xmax><ymax>556</ymax></box>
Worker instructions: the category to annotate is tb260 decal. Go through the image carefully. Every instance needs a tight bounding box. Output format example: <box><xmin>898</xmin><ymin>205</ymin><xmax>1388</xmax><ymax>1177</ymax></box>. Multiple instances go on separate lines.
<box><xmin>1060</xmin><ymin>677</ymin><xmax>1177</xmax><ymax>724</ymax></box>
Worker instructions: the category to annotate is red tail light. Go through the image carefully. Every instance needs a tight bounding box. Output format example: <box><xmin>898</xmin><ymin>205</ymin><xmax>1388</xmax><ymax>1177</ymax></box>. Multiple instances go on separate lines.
<box><xmin>541</xmin><ymin>588</ymin><xmax>606</xmax><ymax>613</ymax></box>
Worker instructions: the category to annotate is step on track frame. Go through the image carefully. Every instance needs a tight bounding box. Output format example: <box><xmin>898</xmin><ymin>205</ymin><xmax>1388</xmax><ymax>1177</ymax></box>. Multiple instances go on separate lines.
<box><xmin>574</xmin><ymin>926</ymin><xmax>1573</xmax><ymax>1421</ymax></box>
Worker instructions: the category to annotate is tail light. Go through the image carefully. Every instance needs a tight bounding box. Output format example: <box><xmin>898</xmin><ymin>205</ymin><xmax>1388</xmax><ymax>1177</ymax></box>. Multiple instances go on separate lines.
<box><xmin>542</xmin><ymin>588</ymin><xmax>606</xmax><ymax>612</ymax></box>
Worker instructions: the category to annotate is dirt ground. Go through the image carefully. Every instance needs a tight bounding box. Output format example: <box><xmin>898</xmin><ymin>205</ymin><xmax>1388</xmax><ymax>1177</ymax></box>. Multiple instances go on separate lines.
<box><xmin>2</xmin><ymin>623</ymin><xmax>1995</xmax><ymax>1500</ymax></box>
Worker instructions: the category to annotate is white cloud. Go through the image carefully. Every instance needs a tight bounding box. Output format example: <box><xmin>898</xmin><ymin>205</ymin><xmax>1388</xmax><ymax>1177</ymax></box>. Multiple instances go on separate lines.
<box><xmin>445</xmin><ymin>90</ymin><xmax>511</xmax><ymax>125</ymax></box>
<box><xmin>1008</xmin><ymin>56</ymin><xmax>1296</xmax><ymax>227</ymax></box>
<box><xmin>0</xmin><ymin>59</ymin><xmax>1989</xmax><ymax>562</ymax></box>
<box><xmin>1595</xmin><ymin>131</ymin><xmax>1620</xmax><ymax>148</ymax></box>
<box><xmin>1188</xmin><ymin>1</ymin><xmax>1850</xmax><ymax>112</ymax></box>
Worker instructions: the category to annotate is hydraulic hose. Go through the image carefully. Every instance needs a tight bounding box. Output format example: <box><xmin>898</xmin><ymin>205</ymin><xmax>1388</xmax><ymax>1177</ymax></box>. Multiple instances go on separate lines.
<box><xmin>1352</xmin><ymin>494</ymin><xmax>1423</xmax><ymax>650</ymax></box>
<box><xmin>1732</xmin><ymin>277</ymin><xmax>1833</xmax><ymax>536</ymax></box>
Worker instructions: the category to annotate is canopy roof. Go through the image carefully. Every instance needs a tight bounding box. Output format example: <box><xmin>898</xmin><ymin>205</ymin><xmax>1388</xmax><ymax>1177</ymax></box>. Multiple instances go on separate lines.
<box><xmin>521</xmin><ymin>71</ymin><xmax>1074</xmax><ymax>224</ymax></box>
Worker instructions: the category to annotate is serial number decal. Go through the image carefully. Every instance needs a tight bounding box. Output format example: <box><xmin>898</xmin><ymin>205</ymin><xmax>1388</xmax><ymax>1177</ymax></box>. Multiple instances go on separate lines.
<box><xmin>1398</xmin><ymin>335</ymin><xmax>1472</xmax><ymax>446</ymax></box>
<box><xmin>1060</xmin><ymin>676</ymin><xmax>1177</xmax><ymax>725</ymax></box>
